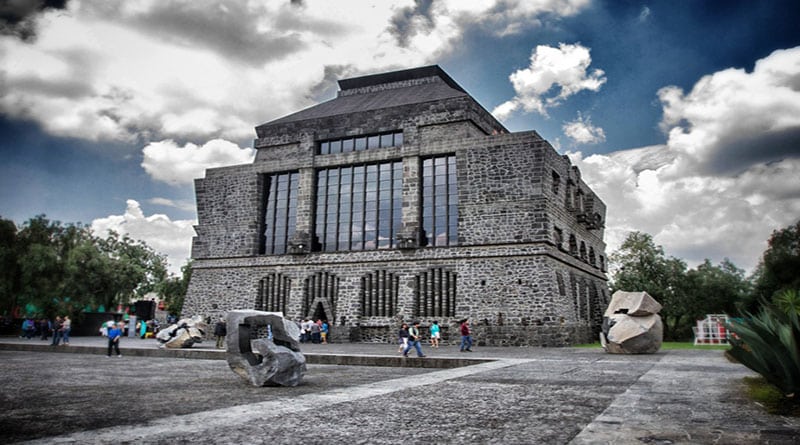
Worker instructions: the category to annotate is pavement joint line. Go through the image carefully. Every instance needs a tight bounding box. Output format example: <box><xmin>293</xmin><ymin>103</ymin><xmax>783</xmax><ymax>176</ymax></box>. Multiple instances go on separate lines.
<box><xmin>568</xmin><ymin>353</ymin><xmax>665</xmax><ymax>444</ymax></box>
<box><xmin>23</xmin><ymin>357</ymin><xmax>533</xmax><ymax>444</ymax></box>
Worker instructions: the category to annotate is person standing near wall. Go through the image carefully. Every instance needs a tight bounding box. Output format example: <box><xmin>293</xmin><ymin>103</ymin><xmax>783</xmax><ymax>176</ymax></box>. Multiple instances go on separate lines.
<box><xmin>320</xmin><ymin>320</ymin><xmax>329</xmax><ymax>344</ymax></box>
<box><xmin>430</xmin><ymin>320</ymin><xmax>440</xmax><ymax>348</ymax></box>
<box><xmin>214</xmin><ymin>318</ymin><xmax>227</xmax><ymax>349</ymax></box>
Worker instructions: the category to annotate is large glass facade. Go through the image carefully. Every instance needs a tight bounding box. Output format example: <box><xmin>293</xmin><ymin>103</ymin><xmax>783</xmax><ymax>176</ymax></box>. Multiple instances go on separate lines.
<box><xmin>422</xmin><ymin>155</ymin><xmax>458</xmax><ymax>247</ymax></box>
<box><xmin>261</xmin><ymin>171</ymin><xmax>298</xmax><ymax>254</ymax></box>
<box><xmin>315</xmin><ymin>161</ymin><xmax>402</xmax><ymax>251</ymax></box>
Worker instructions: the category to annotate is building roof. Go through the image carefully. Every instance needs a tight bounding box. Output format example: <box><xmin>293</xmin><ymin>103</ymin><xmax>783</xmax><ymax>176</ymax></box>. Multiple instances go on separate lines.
<box><xmin>259</xmin><ymin>65</ymin><xmax>471</xmax><ymax>127</ymax></box>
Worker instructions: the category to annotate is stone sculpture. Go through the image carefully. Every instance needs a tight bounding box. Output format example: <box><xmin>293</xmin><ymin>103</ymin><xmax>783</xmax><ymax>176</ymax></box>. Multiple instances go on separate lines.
<box><xmin>600</xmin><ymin>291</ymin><xmax>663</xmax><ymax>354</ymax></box>
<box><xmin>156</xmin><ymin>315</ymin><xmax>208</xmax><ymax>348</ymax></box>
<box><xmin>226</xmin><ymin>310</ymin><xmax>307</xmax><ymax>387</ymax></box>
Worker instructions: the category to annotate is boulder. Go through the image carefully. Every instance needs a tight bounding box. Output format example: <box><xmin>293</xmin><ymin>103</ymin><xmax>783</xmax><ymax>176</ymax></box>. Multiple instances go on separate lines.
<box><xmin>601</xmin><ymin>291</ymin><xmax>663</xmax><ymax>354</ymax></box>
<box><xmin>155</xmin><ymin>315</ymin><xmax>208</xmax><ymax>348</ymax></box>
<box><xmin>603</xmin><ymin>291</ymin><xmax>662</xmax><ymax>317</ymax></box>
<box><xmin>226</xmin><ymin>310</ymin><xmax>306</xmax><ymax>387</ymax></box>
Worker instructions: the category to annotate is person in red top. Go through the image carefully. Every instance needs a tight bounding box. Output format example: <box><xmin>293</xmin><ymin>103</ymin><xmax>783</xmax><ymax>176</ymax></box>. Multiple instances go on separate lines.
<box><xmin>459</xmin><ymin>319</ymin><xmax>473</xmax><ymax>352</ymax></box>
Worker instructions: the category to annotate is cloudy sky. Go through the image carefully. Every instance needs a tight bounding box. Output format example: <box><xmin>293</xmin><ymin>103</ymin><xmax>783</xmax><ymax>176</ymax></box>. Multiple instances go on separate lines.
<box><xmin>1</xmin><ymin>0</ymin><xmax>798</xmax><ymax>275</ymax></box>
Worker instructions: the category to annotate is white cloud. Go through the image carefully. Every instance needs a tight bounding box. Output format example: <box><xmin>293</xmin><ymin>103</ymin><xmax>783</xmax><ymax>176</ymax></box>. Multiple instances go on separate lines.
<box><xmin>141</xmin><ymin>139</ymin><xmax>255</xmax><ymax>185</ymax></box>
<box><xmin>493</xmin><ymin>43</ymin><xmax>606</xmax><ymax>120</ymax></box>
<box><xmin>148</xmin><ymin>197</ymin><xmax>196</xmax><ymax>213</ymax></box>
<box><xmin>569</xmin><ymin>47</ymin><xmax>800</xmax><ymax>273</ymax></box>
<box><xmin>0</xmin><ymin>0</ymin><xmax>592</xmax><ymax>145</ymax></box>
<box><xmin>563</xmin><ymin>113</ymin><xmax>606</xmax><ymax>144</ymax></box>
<box><xmin>91</xmin><ymin>199</ymin><xmax>195</xmax><ymax>276</ymax></box>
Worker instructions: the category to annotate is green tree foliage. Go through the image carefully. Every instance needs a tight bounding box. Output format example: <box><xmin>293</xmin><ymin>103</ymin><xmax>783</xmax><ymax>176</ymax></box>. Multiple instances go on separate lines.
<box><xmin>0</xmin><ymin>218</ymin><xmax>19</xmax><ymax>315</ymax></box>
<box><xmin>158</xmin><ymin>260</ymin><xmax>192</xmax><ymax>316</ymax></box>
<box><xmin>610</xmin><ymin>232</ymin><xmax>751</xmax><ymax>340</ymax></box>
<box><xmin>753</xmin><ymin>221</ymin><xmax>800</xmax><ymax>304</ymax></box>
<box><xmin>0</xmin><ymin>215</ymin><xmax>173</xmax><ymax>320</ymax></box>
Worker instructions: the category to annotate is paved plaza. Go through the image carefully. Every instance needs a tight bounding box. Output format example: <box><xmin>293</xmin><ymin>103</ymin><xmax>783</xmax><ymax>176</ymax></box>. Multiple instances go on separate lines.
<box><xmin>0</xmin><ymin>336</ymin><xmax>798</xmax><ymax>444</ymax></box>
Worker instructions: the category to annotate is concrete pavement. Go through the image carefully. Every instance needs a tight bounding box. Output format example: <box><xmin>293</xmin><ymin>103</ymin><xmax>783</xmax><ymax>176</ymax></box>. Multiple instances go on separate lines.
<box><xmin>0</xmin><ymin>335</ymin><xmax>797</xmax><ymax>444</ymax></box>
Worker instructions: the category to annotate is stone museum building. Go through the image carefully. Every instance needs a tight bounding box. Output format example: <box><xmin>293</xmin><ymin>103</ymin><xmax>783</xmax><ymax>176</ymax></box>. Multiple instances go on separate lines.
<box><xmin>182</xmin><ymin>65</ymin><xmax>609</xmax><ymax>346</ymax></box>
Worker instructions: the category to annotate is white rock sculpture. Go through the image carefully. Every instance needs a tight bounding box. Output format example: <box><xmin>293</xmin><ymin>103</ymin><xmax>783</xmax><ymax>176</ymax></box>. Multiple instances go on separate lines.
<box><xmin>601</xmin><ymin>291</ymin><xmax>663</xmax><ymax>354</ymax></box>
<box><xmin>225</xmin><ymin>310</ymin><xmax>306</xmax><ymax>387</ymax></box>
<box><xmin>156</xmin><ymin>315</ymin><xmax>208</xmax><ymax>348</ymax></box>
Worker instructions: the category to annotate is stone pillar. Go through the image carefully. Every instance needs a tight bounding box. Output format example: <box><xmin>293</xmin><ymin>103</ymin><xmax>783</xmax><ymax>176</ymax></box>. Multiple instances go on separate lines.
<box><xmin>397</xmin><ymin>155</ymin><xmax>421</xmax><ymax>248</ymax></box>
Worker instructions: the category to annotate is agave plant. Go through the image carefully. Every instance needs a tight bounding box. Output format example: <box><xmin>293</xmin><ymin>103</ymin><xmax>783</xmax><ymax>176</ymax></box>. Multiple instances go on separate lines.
<box><xmin>774</xmin><ymin>289</ymin><xmax>800</xmax><ymax>316</ymax></box>
<box><xmin>726</xmin><ymin>299</ymin><xmax>800</xmax><ymax>398</ymax></box>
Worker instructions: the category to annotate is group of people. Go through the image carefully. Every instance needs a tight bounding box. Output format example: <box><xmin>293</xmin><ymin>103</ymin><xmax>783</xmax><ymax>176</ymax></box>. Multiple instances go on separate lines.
<box><xmin>396</xmin><ymin>318</ymin><xmax>473</xmax><ymax>356</ymax></box>
<box><xmin>299</xmin><ymin>318</ymin><xmax>329</xmax><ymax>344</ymax></box>
<box><xmin>20</xmin><ymin>316</ymin><xmax>72</xmax><ymax>346</ymax></box>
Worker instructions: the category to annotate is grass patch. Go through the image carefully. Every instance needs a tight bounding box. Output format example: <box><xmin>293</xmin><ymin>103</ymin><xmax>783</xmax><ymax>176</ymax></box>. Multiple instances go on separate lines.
<box><xmin>743</xmin><ymin>376</ymin><xmax>800</xmax><ymax>416</ymax></box>
<box><xmin>572</xmin><ymin>341</ymin><xmax>730</xmax><ymax>350</ymax></box>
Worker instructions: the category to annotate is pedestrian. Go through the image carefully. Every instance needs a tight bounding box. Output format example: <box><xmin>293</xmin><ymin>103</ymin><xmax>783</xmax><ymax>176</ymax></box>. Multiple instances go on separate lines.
<box><xmin>321</xmin><ymin>319</ymin><xmax>329</xmax><ymax>344</ymax></box>
<box><xmin>139</xmin><ymin>319</ymin><xmax>147</xmax><ymax>339</ymax></box>
<box><xmin>107</xmin><ymin>321</ymin><xmax>122</xmax><ymax>357</ymax></box>
<box><xmin>309</xmin><ymin>320</ymin><xmax>321</xmax><ymax>344</ymax></box>
<box><xmin>214</xmin><ymin>317</ymin><xmax>227</xmax><ymax>349</ymax></box>
<box><xmin>430</xmin><ymin>320</ymin><xmax>440</xmax><ymax>348</ymax></box>
<box><xmin>39</xmin><ymin>318</ymin><xmax>51</xmax><ymax>341</ymax></box>
<box><xmin>459</xmin><ymin>318</ymin><xmax>473</xmax><ymax>352</ymax></box>
<box><xmin>300</xmin><ymin>319</ymin><xmax>312</xmax><ymax>343</ymax></box>
<box><xmin>51</xmin><ymin>316</ymin><xmax>63</xmax><ymax>346</ymax></box>
<box><xmin>403</xmin><ymin>321</ymin><xmax>426</xmax><ymax>358</ymax></box>
<box><xmin>62</xmin><ymin>316</ymin><xmax>71</xmax><ymax>345</ymax></box>
<box><xmin>21</xmin><ymin>317</ymin><xmax>35</xmax><ymax>339</ymax></box>
<box><xmin>397</xmin><ymin>322</ymin><xmax>409</xmax><ymax>353</ymax></box>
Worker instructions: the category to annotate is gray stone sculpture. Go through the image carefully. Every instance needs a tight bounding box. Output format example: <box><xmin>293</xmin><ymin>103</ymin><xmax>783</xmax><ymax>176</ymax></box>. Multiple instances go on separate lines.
<box><xmin>600</xmin><ymin>291</ymin><xmax>663</xmax><ymax>354</ymax></box>
<box><xmin>226</xmin><ymin>310</ymin><xmax>307</xmax><ymax>387</ymax></box>
<box><xmin>155</xmin><ymin>315</ymin><xmax>208</xmax><ymax>348</ymax></box>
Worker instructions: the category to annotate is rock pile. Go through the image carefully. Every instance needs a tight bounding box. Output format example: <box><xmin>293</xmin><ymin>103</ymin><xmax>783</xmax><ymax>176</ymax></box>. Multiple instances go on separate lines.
<box><xmin>155</xmin><ymin>315</ymin><xmax>208</xmax><ymax>348</ymax></box>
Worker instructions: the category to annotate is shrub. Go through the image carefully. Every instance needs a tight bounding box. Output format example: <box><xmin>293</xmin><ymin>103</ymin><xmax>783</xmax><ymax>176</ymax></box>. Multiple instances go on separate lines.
<box><xmin>726</xmin><ymin>299</ymin><xmax>800</xmax><ymax>398</ymax></box>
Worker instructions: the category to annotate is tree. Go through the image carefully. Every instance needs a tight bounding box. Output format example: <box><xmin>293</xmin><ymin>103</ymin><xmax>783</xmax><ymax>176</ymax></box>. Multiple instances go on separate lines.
<box><xmin>610</xmin><ymin>232</ymin><xmax>689</xmax><ymax>339</ymax></box>
<box><xmin>158</xmin><ymin>260</ymin><xmax>192</xmax><ymax>316</ymax></box>
<box><xmin>0</xmin><ymin>217</ymin><xmax>19</xmax><ymax>316</ymax></box>
<box><xmin>0</xmin><ymin>214</ymin><xmax>172</xmax><ymax>320</ymax></box>
<box><xmin>753</xmin><ymin>221</ymin><xmax>800</xmax><ymax>302</ymax></box>
<box><xmin>609</xmin><ymin>232</ymin><xmax>750</xmax><ymax>340</ymax></box>
<box><xmin>685</xmin><ymin>259</ymin><xmax>751</xmax><ymax>316</ymax></box>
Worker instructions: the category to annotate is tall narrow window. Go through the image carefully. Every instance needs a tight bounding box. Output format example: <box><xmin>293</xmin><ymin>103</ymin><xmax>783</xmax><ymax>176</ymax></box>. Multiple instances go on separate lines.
<box><xmin>261</xmin><ymin>172</ymin><xmax>298</xmax><ymax>255</ymax></box>
<box><xmin>315</xmin><ymin>161</ymin><xmax>402</xmax><ymax>251</ymax></box>
<box><xmin>422</xmin><ymin>155</ymin><xmax>458</xmax><ymax>247</ymax></box>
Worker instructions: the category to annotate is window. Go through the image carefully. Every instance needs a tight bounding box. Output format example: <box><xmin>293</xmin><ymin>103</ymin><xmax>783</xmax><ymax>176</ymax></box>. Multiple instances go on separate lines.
<box><xmin>422</xmin><ymin>155</ymin><xmax>458</xmax><ymax>247</ymax></box>
<box><xmin>318</xmin><ymin>131</ymin><xmax>403</xmax><ymax>155</ymax></box>
<box><xmin>315</xmin><ymin>161</ymin><xmax>402</xmax><ymax>251</ymax></box>
<box><xmin>261</xmin><ymin>172</ymin><xmax>298</xmax><ymax>255</ymax></box>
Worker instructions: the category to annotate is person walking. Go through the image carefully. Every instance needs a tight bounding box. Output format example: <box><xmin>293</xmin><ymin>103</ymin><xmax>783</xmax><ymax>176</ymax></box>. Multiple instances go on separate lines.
<box><xmin>459</xmin><ymin>318</ymin><xmax>473</xmax><ymax>352</ymax></box>
<box><xmin>397</xmin><ymin>322</ymin><xmax>409</xmax><ymax>353</ymax></box>
<box><xmin>430</xmin><ymin>320</ymin><xmax>440</xmax><ymax>348</ymax></box>
<box><xmin>214</xmin><ymin>317</ymin><xmax>227</xmax><ymax>349</ymax></box>
<box><xmin>107</xmin><ymin>322</ymin><xmax>122</xmax><ymax>357</ymax></box>
<box><xmin>403</xmin><ymin>321</ymin><xmax>426</xmax><ymax>358</ymax></box>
